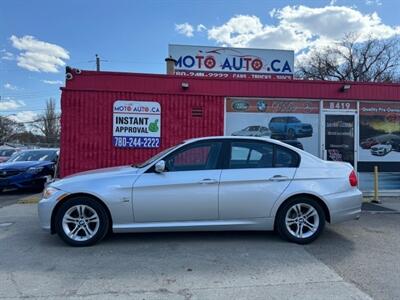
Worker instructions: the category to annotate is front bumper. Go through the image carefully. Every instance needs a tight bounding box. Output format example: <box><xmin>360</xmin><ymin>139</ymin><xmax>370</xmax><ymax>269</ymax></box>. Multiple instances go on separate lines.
<box><xmin>37</xmin><ymin>189</ymin><xmax>66</xmax><ymax>233</ymax></box>
<box><xmin>325</xmin><ymin>189</ymin><xmax>362</xmax><ymax>224</ymax></box>
<box><xmin>371</xmin><ymin>149</ymin><xmax>387</xmax><ymax>156</ymax></box>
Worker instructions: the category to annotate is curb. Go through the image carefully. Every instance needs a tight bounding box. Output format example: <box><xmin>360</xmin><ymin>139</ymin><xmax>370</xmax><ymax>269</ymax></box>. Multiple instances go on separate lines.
<box><xmin>17</xmin><ymin>194</ymin><xmax>41</xmax><ymax>204</ymax></box>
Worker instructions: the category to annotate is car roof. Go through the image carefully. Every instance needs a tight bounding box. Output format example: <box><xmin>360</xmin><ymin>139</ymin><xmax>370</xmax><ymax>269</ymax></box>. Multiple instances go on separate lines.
<box><xmin>184</xmin><ymin>136</ymin><xmax>290</xmax><ymax>147</ymax></box>
<box><xmin>18</xmin><ymin>148</ymin><xmax>59</xmax><ymax>152</ymax></box>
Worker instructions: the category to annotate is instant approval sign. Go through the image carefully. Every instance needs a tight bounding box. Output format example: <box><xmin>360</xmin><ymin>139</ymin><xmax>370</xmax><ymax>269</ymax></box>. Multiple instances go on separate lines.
<box><xmin>113</xmin><ymin>100</ymin><xmax>161</xmax><ymax>148</ymax></box>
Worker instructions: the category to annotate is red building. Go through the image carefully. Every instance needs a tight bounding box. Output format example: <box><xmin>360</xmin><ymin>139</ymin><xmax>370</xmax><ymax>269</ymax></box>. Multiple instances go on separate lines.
<box><xmin>60</xmin><ymin>69</ymin><xmax>400</xmax><ymax>191</ymax></box>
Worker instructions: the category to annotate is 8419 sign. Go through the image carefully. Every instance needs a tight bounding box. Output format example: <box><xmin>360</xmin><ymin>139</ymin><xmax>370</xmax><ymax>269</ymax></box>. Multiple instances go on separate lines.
<box><xmin>323</xmin><ymin>101</ymin><xmax>356</xmax><ymax>111</ymax></box>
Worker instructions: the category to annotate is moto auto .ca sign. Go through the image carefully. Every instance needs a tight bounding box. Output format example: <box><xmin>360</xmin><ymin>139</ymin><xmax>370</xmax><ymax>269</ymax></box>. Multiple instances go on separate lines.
<box><xmin>169</xmin><ymin>45</ymin><xmax>294</xmax><ymax>79</ymax></box>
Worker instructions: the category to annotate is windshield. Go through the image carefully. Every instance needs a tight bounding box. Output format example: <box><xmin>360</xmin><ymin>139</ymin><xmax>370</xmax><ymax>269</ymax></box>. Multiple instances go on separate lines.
<box><xmin>8</xmin><ymin>150</ymin><xmax>57</xmax><ymax>162</ymax></box>
<box><xmin>135</xmin><ymin>145</ymin><xmax>180</xmax><ymax>168</ymax></box>
<box><xmin>0</xmin><ymin>149</ymin><xmax>16</xmax><ymax>156</ymax></box>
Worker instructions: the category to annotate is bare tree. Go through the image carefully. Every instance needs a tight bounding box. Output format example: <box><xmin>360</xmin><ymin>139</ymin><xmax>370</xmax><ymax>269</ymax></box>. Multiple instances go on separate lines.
<box><xmin>296</xmin><ymin>34</ymin><xmax>400</xmax><ymax>82</ymax></box>
<box><xmin>33</xmin><ymin>98</ymin><xmax>60</xmax><ymax>146</ymax></box>
<box><xmin>0</xmin><ymin>117</ymin><xmax>25</xmax><ymax>144</ymax></box>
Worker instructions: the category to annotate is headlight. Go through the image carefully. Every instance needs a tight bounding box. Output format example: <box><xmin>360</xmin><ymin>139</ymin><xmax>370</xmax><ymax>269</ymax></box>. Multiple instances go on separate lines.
<box><xmin>43</xmin><ymin>186</ymin><xmax>59</xmax><ymax>199</ymax></box>
<box><xmin>26</xmin><ymin>167</ymin><xmax>44</xmax><ymax>174</ymax></box>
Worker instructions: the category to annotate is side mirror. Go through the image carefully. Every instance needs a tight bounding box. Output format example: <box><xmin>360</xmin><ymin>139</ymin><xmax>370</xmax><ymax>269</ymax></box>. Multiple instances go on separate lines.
<box><xmin>155</xmin><ymin>160</ymin><xmax>165</xmax><ymax>173</ymax></box>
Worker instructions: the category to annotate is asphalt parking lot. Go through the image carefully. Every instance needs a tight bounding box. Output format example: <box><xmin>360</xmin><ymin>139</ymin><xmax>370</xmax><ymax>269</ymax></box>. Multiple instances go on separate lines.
<box><xmin>0</xmin><ymin>201</ymin><xmax>399</xmax><ymax>299</ymax></box>
<box><xmin>0</xmin><ymin>190</ymin><xmax>37</xmax><ymax>208</ymax></box>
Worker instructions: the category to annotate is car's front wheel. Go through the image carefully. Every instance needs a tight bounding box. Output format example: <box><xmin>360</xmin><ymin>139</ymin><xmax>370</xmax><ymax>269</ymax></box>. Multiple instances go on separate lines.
<box><xmin>287</xmin><ymin>128</ymin><xmax>295</xmax><ymax>139</ymax></box>
<box><xmin>276</xmin><ymin>197</ymin><xmax>325</xmax><ymax>244</ymax></box>
<box><xmin>55</xmin><ymin>197</ymin><xmax>109</xmax><ymax>247</ymax></box>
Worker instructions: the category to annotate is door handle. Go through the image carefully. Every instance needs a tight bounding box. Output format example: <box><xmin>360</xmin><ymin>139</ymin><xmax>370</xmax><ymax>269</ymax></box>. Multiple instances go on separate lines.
<box><xmin>268</xmin><ymin>175</ymin><xmax>289</xmax><ymax>182</ymax></box>
<box><xmin>198</xmin><ymin>178</ymin><xmax>218</xmax><ymax>184</ymax></box>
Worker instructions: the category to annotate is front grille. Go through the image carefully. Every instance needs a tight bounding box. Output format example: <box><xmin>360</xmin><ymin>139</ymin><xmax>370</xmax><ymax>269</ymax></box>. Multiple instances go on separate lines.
<box><xmin>0</xmin><ymin>170</ymin><xmax>22</xmax><ymax>178</ymax></box>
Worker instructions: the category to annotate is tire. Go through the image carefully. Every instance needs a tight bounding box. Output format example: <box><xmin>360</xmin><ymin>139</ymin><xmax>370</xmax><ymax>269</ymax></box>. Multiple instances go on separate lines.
<box><xmin>55</xmin><ymin>197</ymin><xmax>109</xmax><ymax>247</ymax></box>
<box><xmin>276</xmin><ymin>197</ymin><xmax>325</xmax><ymax>244</ymax></box>
<box><xmin>287</xmin><ymin>128</ymin><xmax>295</xmax><ymax>139</ymax></box>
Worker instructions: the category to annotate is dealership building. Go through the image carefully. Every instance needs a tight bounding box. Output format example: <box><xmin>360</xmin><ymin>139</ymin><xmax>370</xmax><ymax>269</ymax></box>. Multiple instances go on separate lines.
<box><xmin>60</xmin><ymin>45</ymin><xmax>400</xmax><ymax>191</ymax></box>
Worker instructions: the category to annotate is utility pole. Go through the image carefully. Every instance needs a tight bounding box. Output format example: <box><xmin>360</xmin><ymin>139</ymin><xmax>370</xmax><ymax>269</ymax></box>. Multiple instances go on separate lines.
<box><xmin>89</xmin><ymin>54</ymin><xmax>107</xmax><ymax>71</ymax></box>
<box><xmin>96</xmin><ymin>54</ymin><xmax>100</xmax><ymax>71</ymax></box>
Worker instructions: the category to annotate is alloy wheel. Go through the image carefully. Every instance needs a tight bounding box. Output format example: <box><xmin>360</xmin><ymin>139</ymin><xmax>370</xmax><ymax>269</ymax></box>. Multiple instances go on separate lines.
<box><xmin>62</xmin><ymin>205</ymin><xmax>100</xmax><ymax>242</ymax></box>
<box><xmin>285</xmin><ymin>203</ymin><xmax>319</xmax><ymax>239</ymax></box>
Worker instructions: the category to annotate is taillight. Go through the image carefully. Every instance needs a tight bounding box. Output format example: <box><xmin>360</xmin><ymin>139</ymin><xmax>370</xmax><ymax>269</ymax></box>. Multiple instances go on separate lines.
<box><xmin>349</xmin><ymin>170</ymin><xmax>358</xmax><ymax>187</ymax></box>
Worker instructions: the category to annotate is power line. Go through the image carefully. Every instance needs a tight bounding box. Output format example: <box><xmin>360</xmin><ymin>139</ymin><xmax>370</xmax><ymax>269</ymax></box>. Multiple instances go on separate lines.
<box><xmin>0</xmin><ymin>108</ymin><xmax>60</xmax><ymax>112</ymax></box>
<box><xmin>1</xmin><ymin>91</ymin><xmax>61</xmax><ymax>96</ymax></box>
<box><xmin>1</xmin><ymin>96</ymin><xmax>60</xmax><ymax>101</ymax></box>
<box><xmin>88</xmin><ymin>54</ymin><xmax>108</xmax><ymax>71</ymax></box>
<box><xmin>20</xmin><ymin>116</ymin><xmax>61</xmax><ymax>124</ymax></box>
<box><xmin>0</xmin><ymin>115</ymin><xmax>60</xmax><ymax>124</ymax></box>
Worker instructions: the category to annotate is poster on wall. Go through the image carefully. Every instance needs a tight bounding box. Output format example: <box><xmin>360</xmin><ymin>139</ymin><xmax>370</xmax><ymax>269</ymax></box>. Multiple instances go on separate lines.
<box><xmin>225</xmin><ymin>98</ymin><xmax>320</xmax><ymax>156</ymax></box>
<box><xmin>113</xmin><ymin>100</ymin><xmax>161</xmax><ymax>148</ymax></box>
<box><xmin>325</xmin><ymin>115</ymin><xmax>355</xmax><ymax>165</ymax></box>
<box><xmin>359</xmin><ymin>102</ymin><xmax>400</xmax><ymax>161</ymax></box>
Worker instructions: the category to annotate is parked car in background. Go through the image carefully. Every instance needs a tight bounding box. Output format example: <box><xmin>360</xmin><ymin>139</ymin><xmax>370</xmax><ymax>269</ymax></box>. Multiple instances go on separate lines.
<box><xmin>390</xmin><ymin>139</ymin><xmax>400</xmax><ymax>152</ymax></box>
<box><xmin>360</xmin><ymin>134</ymin><xmax>400</xmax><ymax>149</ymax></box>
<box><xmin>269</xmin><ymin>116</ymin><xmax>313</xmax><ymax>139</ymax></box>
<box><xmin>38</xmin><ymin>136</ymin><xmax>361</xmax><ymax>247</ymax></box>
<box><xmin>0</xmin><ymin>148</ymin><xmax>18</xmax><ymax>163</ymax></box>
<box><xmin>370</xmin><ymin>142</ymin><xmax>392</xmax><ymax>156</ymax></box>
<box><xmin>360</xmin><ymin>137</ymin><xmax>379</xmax><ymax>149</ymax></box>
<box><xmin>232</xmin><ymin>126</ymin><xmax>271</xmax><ymax>137</ymax></box>
<box><xmin>0</xmin><ymin>149</ymin><xmax>59</xmax><ymax>192</ymax></box>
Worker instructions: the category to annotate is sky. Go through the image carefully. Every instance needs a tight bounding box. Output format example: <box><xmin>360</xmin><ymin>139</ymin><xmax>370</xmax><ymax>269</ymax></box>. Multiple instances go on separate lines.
<box><xmin>0</xmin><ymin>0</ymin><xmax>399</xmax><ymax>124</ymax></box>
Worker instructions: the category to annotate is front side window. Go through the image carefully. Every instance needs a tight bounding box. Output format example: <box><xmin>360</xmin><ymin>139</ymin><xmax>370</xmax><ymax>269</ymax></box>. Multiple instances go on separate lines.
<box><xmin>164</xmin><ymin>142</ymin><xmax>222</xmax><ymax>172</ymax></box>
<box><xmin>229</xmin><ymin>142</ymin><xmax>273</xmax><ymax>169</ymax></box>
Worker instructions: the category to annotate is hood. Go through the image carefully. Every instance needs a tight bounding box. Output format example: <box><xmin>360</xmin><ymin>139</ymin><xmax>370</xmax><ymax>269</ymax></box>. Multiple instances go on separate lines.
<box><xmin>51</xmin><ymin>165</ymin><xmax>140</xmax><ymax>189</ymax></box>
<box><xmin>0</xmin><ymin>160</ymin><xmax>53</xmax><ymax>171</ymax></box>
<box><xmin>64</xmin><ymin>165</ymin><xmax>139</xmax><ymax>178</ymax></box>
<box><xmin>371</xmin><ymin>144</ymin><xmax>388</xmax><ymax>149</ymax></box>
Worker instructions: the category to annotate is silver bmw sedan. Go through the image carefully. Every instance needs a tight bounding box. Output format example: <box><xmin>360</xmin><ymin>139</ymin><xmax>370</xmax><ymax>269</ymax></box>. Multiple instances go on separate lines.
<box><xmin>38</xmin><ymin>136</ymin><xmax>362</xmax><ymax>247</ymax></box>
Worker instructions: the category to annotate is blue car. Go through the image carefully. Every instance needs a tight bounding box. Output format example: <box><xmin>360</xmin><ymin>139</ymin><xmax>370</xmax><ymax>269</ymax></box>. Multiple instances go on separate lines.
<box><xmin>0</xmin><ymin>149</ymin><xmax>59</xmax><ymax>192</ymax></box>
<box><xmin>269</xmin><ymin>116</ymin><xmax>313</xmax><ymax>139</ymax></box>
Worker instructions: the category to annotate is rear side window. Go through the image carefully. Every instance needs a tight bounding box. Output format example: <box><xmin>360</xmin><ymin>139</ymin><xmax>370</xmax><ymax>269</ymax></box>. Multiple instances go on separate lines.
<box><xmin>229</xmin><ymin>142</ymin><xmax>273</xmax><ymax>169</ymax></box>
<box><xmin>227</xmin><ymin>141</ymin><xmax>300</xmax><ymax>169</ymax></box>
<box><xmin>274</xmin><ymin>145</ymin><xmax>299</xmax><ymax>168</ymax></box>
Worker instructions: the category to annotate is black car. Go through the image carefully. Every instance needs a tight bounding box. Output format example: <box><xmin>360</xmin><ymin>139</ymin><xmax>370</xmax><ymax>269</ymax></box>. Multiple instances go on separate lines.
<box><xmin>390</xmin><ymin>139</ymin><xmax>400</xmax><ymax>152</ymax></box>
<box><xmin>0</xmin><ymin>149</ymin><xmax>59</xmax><ymax>192</ymax></box>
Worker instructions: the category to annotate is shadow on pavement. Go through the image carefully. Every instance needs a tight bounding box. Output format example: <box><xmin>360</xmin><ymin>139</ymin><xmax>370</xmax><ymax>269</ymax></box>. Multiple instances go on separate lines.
<box><xmin>102</xmin><ymin>230</ymin><xmax>282</xmax><ymax>245</ymax></box>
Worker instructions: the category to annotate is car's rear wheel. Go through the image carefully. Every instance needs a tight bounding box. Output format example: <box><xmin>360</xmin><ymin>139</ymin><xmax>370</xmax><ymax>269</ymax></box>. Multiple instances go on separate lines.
<box><xmin>55</xmin><ymin>197</ymin><xmax>109</xmax><ymax>247</ymax></box>
<box><xmin>276</xmin><ymin>197</ymin><xmax>325</xmax><ymax>244</ymax></box>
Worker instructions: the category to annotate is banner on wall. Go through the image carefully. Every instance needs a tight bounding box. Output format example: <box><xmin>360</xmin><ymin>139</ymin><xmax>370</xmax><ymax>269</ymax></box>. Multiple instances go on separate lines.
<box><xmin>225</xmin><ymin>98</ymin><xmax>320</xmax><ymax>156</ymax></box>
<box><xmin>113</xmin><ymin>100</ymin><xmax>161</xmax><ymax>148</ymax></box>
<box><xmin>359</xmin><ymin>102</ymin><xmax>400</xmax><ymax>162</ymax></box>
